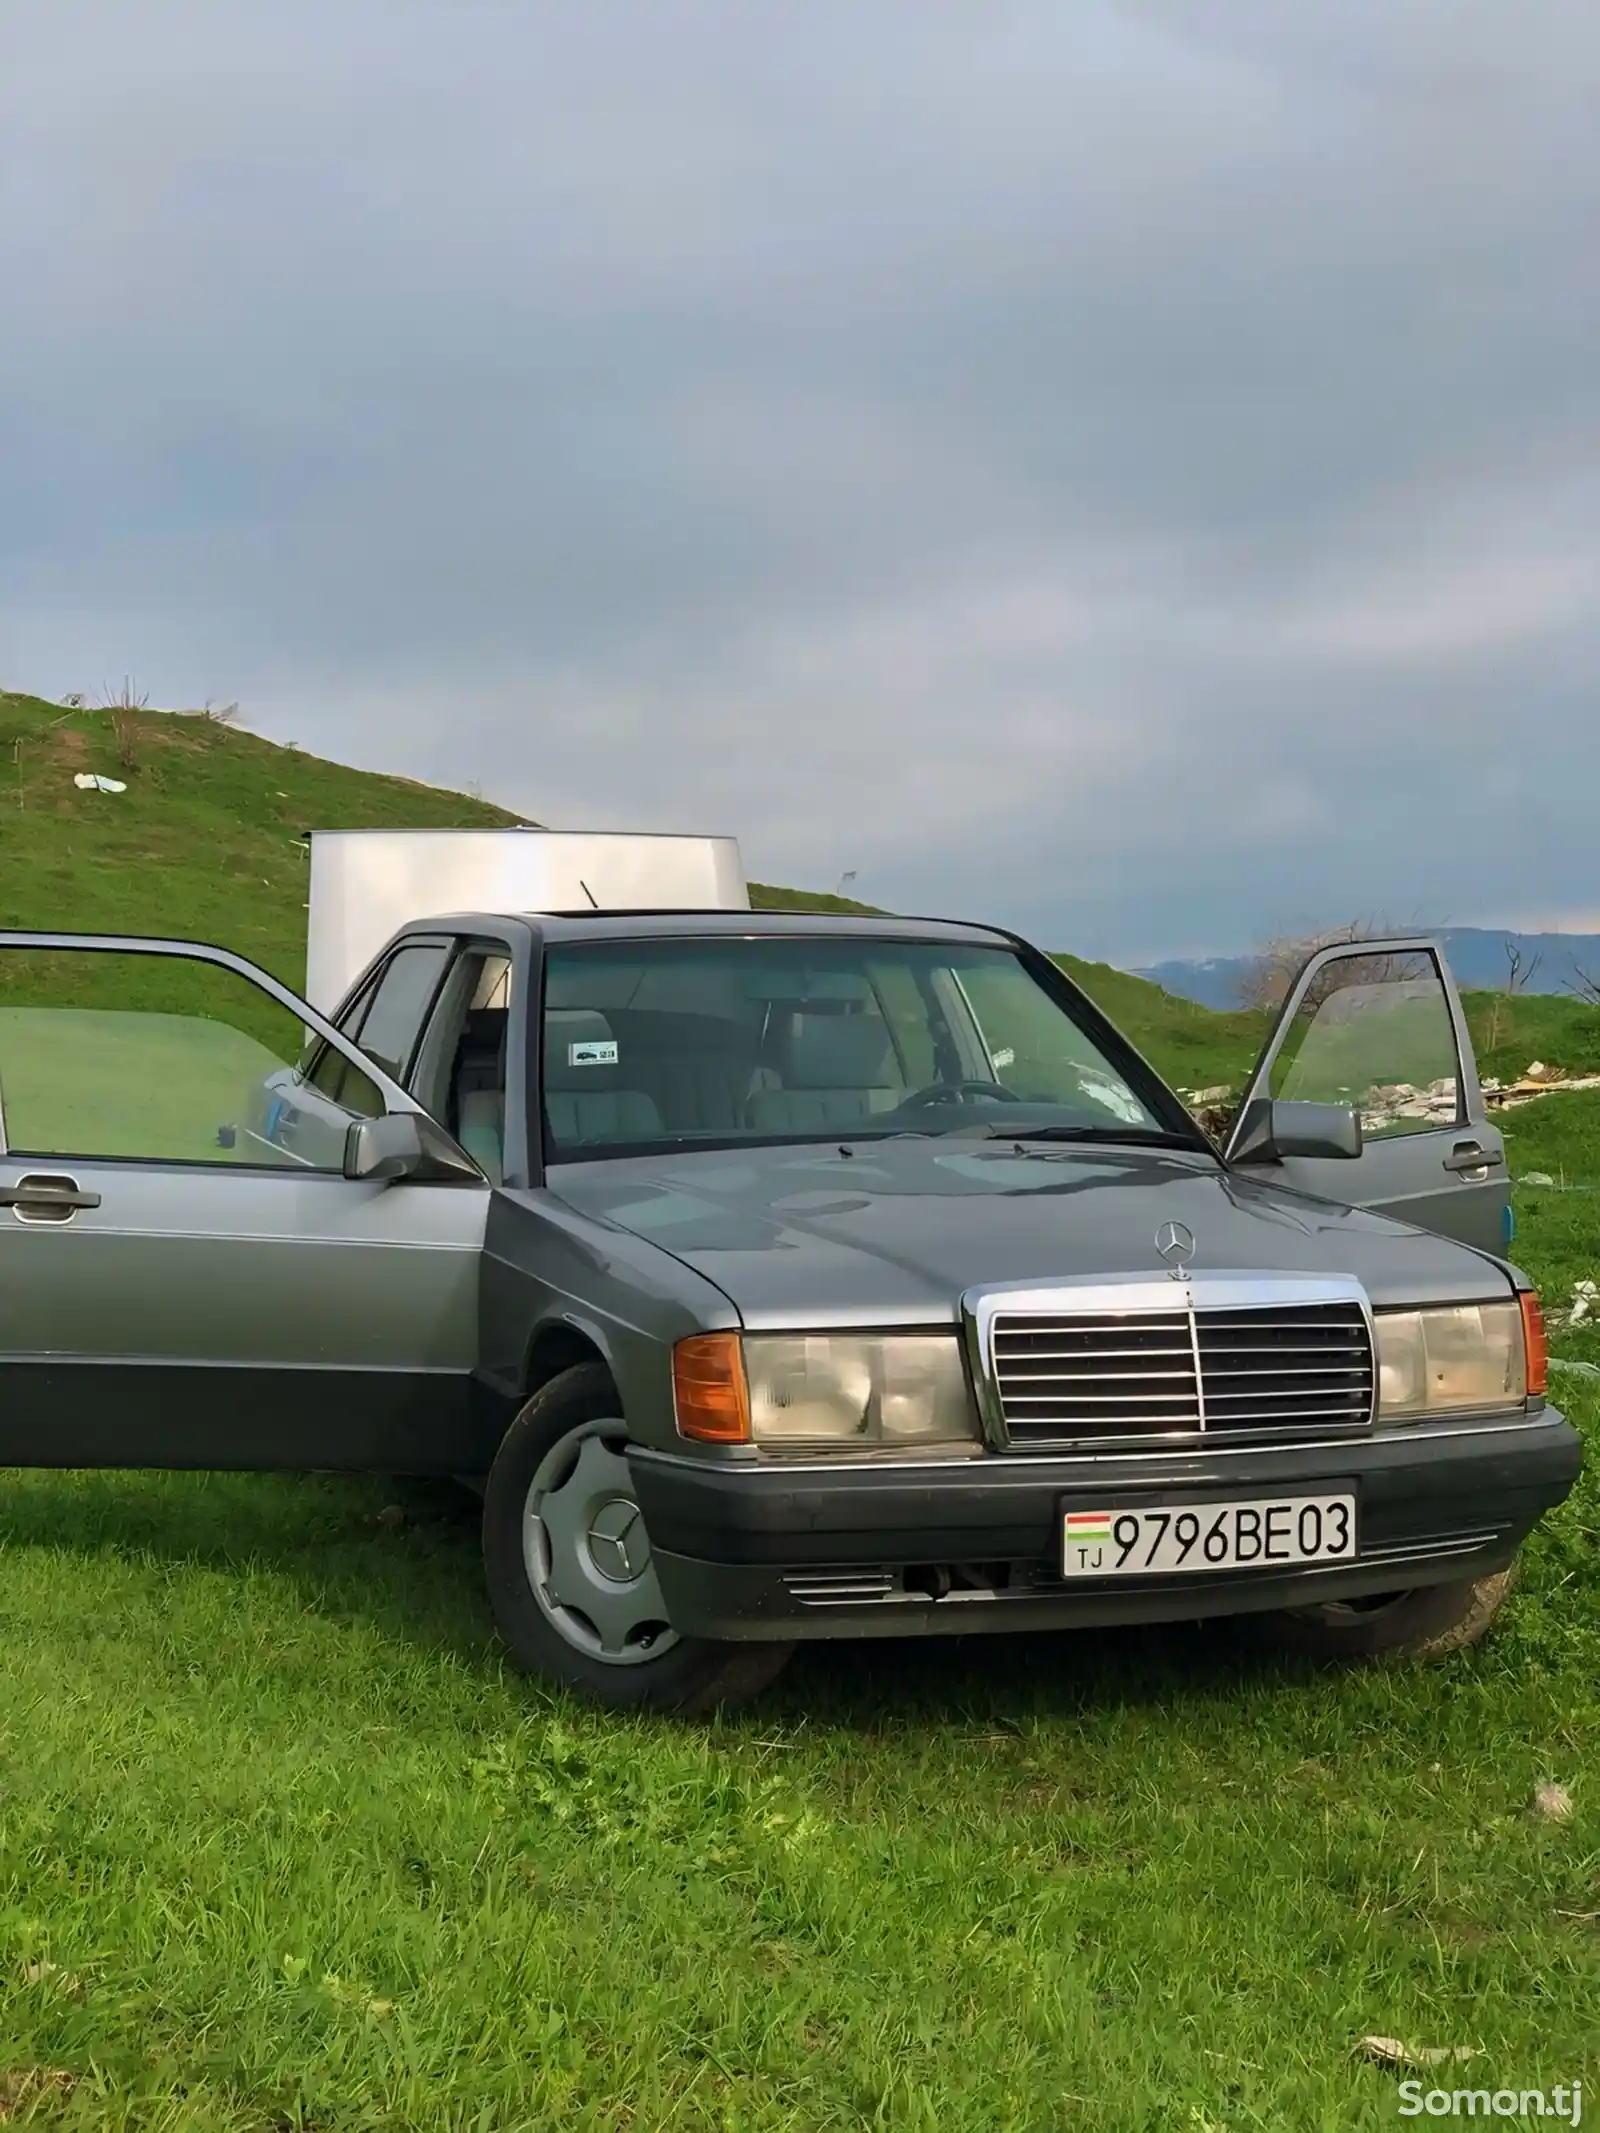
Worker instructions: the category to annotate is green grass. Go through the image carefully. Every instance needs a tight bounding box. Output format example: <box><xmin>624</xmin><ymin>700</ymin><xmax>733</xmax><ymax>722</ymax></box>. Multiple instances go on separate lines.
<box><xmin>1464</xmin><ymin>992</ymin><xmax>1600</xmax><ymax>1088</ymax></box>
<box><xmin>1502</xmin><ymin>1089</ymin><xmax>1600</xmax><ymax>1376</ymax></box>
<box><xmin>0</xmin><ymin>1394</ymin><xmax>1593</xmax><ymax>2132</ymax></box>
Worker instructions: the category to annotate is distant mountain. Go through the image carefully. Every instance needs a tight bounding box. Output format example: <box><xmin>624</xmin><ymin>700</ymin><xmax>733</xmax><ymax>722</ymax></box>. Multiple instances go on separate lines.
<box><xmin>1137</xmin><ymin>928</ymin><xmax>1600</xmax><ymax>1008</ymax></box>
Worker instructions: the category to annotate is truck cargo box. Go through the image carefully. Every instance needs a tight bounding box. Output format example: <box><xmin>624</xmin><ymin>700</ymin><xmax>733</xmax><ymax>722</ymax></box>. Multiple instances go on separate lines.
<box><xmin>305</xmin><ymin>828</ymin><xmax>748</xmax><ymax>1010</ymax></box>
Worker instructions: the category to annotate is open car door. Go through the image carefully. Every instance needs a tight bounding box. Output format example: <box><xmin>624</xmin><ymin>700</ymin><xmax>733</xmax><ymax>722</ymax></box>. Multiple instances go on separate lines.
<box><xmin>1222</xmin><ymin>937</ymin><xmax>1510</xmax><ymax>1256</ymax></box>
<box><xmin>0</xmin><ymin>932</ymin><xmax>492</xmax><ymax>1472</ymax></box>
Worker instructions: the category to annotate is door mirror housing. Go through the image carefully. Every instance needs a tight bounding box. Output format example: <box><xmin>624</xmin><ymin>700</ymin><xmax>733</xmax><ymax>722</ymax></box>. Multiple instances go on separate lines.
<box><xmin>344</xmin><ymin>1111</ymin><xmax>484</xmax><ymax>1184</ymax></box>
<box><xmin>1229</xmin><ymin>1097</ymin><xmax>1363</xmax><ymax>1166</ymax></box>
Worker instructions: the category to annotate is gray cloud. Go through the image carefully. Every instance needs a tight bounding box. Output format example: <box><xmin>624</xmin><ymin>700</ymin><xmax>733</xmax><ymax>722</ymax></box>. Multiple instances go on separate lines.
<box><xmin>3</xmin><ymin>0</ymin><xmax>1597</xmax><ymax>961</ymax></box>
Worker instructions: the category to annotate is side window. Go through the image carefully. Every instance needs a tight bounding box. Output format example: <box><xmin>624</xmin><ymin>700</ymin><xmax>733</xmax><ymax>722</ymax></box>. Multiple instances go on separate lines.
<box><xmin>302</xmin><ymin>968</ymin><xmax>383</xmax><ymax>1112</ymax></box>
<box><xmin>0</xmin><ymin>946</ymin><xmax>387</xmax><ymax>1168</ymax></box>
<box><xmin>1269</xmin><ymin>948</ymin><xmax>1463</xmax><ymax>1139</ymax></box>
<box><xmin>345</xmin><ymin>943</ymin><xmax>451</xmax><ymax>1081</ymax></box>
<box><xmin>408</xmin><ymin>951</ymin><xmax>512</xmax><ymax>1122</ymax></box>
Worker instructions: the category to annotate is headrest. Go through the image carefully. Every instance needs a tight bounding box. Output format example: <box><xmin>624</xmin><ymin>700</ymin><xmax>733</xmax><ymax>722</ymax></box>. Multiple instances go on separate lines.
<box><xmin>459</xmin><ymin>1007</ymin><xmax>507</xmax><ymax>1061</ymax></box>
<box><xmin>544</xmin><ymin>1009</ymin><xmax>626</xmax><ymax>1090</ymax></box>
<box><xmin>738</xmin><ymin>966</ymin><xmax>876</xmax><ymax>1004</ymax></box>
<box><xmin>783</xmin><ymin>1011</ymin><xmax>896</xmax><ymax>1090</ymax></box>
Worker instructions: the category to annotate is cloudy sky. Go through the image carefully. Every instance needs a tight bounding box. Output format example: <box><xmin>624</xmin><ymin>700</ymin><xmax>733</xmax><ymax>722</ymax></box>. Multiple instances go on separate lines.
<box><xmin>3</xmin><ymin>1</ymin><xmax>1597</xmax><ymax>963</ymax></box>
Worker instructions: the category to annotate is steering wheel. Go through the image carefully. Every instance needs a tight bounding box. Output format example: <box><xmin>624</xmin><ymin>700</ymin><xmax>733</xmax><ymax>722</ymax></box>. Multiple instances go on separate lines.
<box><xmin>899</xmin><ymin>1078</ymin><xmax>1024</xmax><ymax>1112</ymax></box>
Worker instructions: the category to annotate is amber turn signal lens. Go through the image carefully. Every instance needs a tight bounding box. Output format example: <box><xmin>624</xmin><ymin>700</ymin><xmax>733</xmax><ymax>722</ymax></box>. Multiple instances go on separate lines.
<box><xmin>673</xmin><ymin>1333</ymin><xmax>751</xmax><ymax>1443</ymax></box>
<box><xmin>1519</xmin><ymin>1290</ymin><xmax>1548</xmax><ymax>1399</ymax></box>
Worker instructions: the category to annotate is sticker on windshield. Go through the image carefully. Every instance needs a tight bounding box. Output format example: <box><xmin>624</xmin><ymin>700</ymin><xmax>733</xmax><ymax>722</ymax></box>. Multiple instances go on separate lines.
<box><xmin>990</xmin><ymin>1047</ymin><xmax>1016</xmax><ymax>1070</ymax></box>
<box><xmin>569</xmin><ymin>1039</ymin><xmax>619</xmax><ymax>1067</ymax></box>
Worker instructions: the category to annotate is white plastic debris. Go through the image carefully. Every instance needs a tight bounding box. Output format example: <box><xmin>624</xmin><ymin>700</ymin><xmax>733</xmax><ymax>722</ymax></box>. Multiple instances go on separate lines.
<box><xmin>1568</xmin><ymin>1281</ymin><xmax>1598</xmax><ymax>1328</ymax></box>
<box><xmin>72</xmin><ymin>772</ymin><xmax>127</xmax><ymax>794</ymax></box>
<box><xmin>1521</xmin><ymin>1172</ymin><xmax>1556</xmax><ymax>1187</ymax></box>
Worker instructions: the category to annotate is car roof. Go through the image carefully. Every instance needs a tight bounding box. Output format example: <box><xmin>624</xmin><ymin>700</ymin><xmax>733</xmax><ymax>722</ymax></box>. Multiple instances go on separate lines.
<box><xmin>399</xmin><ymin>908</ymin><xmax>1017</xmax><ymax>949</ymax></box>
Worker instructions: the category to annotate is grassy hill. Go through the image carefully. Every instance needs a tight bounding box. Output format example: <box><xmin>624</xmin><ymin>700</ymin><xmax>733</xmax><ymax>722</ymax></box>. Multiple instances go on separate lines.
<box><xmin>0</xmin><ymin>689</ymin><xmax>874</xmax><ymax>987</ymax></box>
<box><xmin>8</xmin><ymin>685</ymin><xmax>1598</xmax><ymax>1105</ymax></box>
<box><xmin>0</xmin><ymin>688</ymin><xmax>1246</xmax><ymax>1084</ymax></box>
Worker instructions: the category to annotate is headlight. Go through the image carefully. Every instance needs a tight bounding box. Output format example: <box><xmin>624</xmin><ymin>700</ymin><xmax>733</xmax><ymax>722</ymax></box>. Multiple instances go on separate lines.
<box><xmin>1375</xmin><ymin>1302</ymin><xmax>1527</xmax><ymax>1420</ymax></box>
<box><xmin>740</xmin><ymin>1334</ymin><xmax>979</xmax><ymax>1451</ymax></box>
<box><xmin>672</xmin><ymin>1332</ymin><xmax>980</xmax><ymax>1450</ymax></box>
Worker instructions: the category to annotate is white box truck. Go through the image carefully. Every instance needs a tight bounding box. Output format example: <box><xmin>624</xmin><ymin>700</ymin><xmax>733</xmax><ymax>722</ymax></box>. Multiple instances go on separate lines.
<box><xmin>304</xmin><ymin>828</ymin><xmax>748</xmax><ymax>1011</ymax></box>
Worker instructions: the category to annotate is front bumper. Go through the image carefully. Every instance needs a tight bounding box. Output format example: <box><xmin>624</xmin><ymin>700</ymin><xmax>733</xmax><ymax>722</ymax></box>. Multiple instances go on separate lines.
<box><xmin>629</xmin><ymin>1410</ymin><xmax>1582</xmax><ymax>1642</ymax></box>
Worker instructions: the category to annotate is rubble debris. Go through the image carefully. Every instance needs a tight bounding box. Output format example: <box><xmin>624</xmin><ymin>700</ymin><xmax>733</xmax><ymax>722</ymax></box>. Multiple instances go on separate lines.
<box><xmin>1485</xmin><ymin>1071</ymin><xmax>1600</xmax><ymax>1112</ymax></box>
<box><xmin>1357</xmin><ymin>2036</ymin><xmax>1479</xmax><ymax>2070</ymax></box>
<box><xmin>1359</xmin><ymin>1077</ymin><xmax>1459</xmax><ymax>1132</ymax></box>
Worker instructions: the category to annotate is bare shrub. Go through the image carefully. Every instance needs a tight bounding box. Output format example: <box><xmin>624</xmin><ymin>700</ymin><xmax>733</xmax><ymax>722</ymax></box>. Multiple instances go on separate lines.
<box><xmin>1485</xmin><ymin>940</ymin><xmax>1544</xmax><ymax>1051</ymax></box>
<box><xmin>1235</xmin><ymin>916</ymin><xmax>1430</xmax><ymax>1013</ymax></box>
<box><xmin>100</xmin><ymin>676</ymin><xmax>150</xmax><ymax>773</ymax></box>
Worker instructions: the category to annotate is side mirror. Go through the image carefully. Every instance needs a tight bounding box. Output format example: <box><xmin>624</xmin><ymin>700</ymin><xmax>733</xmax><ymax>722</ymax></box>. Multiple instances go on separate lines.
<box><xmin>344</xmin><ymin>1111</ymin><xmax>484</xmax><ymax>1184</ymax></box>
<box><xmin>1229</xmin><ymin>1097</ymin><xmax>1363</xmax><ymax>1165</ymax></box>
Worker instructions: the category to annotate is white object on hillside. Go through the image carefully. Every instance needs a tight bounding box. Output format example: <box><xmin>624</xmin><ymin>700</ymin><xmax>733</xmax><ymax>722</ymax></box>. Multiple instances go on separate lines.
<box><xmin>305</xmin><ymin>828</ymin><xmax>749</xmax><ymax>1012</ymax></box>
<box><xmin>72</xmin><ymin>772</ymin><xmax>127</xmax><ymax>793</ymax></box>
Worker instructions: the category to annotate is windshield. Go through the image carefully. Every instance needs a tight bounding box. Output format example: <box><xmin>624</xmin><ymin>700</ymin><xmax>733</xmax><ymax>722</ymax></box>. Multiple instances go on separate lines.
<box><xmin>540</xmin><ymin>936</ymin><xmax>1178</xmax><ymax>1159</ymax></box>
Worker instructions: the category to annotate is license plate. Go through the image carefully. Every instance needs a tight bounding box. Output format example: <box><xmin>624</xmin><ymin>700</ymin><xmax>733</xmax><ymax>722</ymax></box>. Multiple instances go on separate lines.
<box><xmin>1061</xmin><ymin>1494</ymin><xmax>1357</xmax><ymax>1578</ymax></box>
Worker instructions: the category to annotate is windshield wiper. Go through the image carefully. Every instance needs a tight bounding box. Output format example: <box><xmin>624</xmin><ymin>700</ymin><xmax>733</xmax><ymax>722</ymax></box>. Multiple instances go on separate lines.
<box><xmin>974</xmin><ymin>1124</ymin><xmax>1199</xmax><ymax>1148</ymax></box>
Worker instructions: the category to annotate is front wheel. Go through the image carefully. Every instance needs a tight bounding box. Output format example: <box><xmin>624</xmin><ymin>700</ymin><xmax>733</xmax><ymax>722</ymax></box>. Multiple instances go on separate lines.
<box><xmin>1240</xmin><ymin>1562</ymin><xmax>1520</xmax><ymax>1664</ymax></box>
<box><xmin>482</xmin><ymin>1362</ymin><xmax>794</xmax><ymax>1713</ymax></box>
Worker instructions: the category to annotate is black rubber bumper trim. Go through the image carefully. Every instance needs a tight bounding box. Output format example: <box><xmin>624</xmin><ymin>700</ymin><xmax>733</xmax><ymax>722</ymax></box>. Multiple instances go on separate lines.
<box><xmin>650</xmin><ymin>1535</ymin><xmax>1527</xmax><ymax>1643</ymax></box>
<box><xmin>628</xmin><ymin>1411</ymin><xmax>1582</xmax><ymax>1569</ymax></box>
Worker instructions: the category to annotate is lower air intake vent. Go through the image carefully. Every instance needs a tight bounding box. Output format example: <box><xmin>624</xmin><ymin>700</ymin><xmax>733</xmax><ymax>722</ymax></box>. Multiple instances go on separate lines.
<box><xmin>782</xmin><ymin>1569</ymin><xmax>895</xmax><ymax>1607</ymax></box>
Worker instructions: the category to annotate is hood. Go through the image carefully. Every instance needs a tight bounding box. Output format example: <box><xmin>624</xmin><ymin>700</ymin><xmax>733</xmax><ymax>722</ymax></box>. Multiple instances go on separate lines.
<box><xmin>546</xmin><ymin>1138</ymin><xmax>1509</xmax><ymax>1327</ymax></box>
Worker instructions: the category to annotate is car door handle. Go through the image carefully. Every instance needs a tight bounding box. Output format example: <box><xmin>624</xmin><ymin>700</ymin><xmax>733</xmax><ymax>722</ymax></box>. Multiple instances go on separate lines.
<box><xmin>0</xmin><ymin>1174</ymin><xmax>103</xmax><ymax>1220</ymax></box>
<box><xmin>1442</xmin><ymin>1143</ymin><xmax>1503</xmax><ymax>1177</ymax></box>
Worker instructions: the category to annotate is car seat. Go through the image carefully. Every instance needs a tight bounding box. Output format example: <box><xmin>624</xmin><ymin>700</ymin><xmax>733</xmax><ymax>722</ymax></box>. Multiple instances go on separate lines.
<box><xmin>746</xmin><ymin>1011</ymin><xmax>908</xmax><ymax>1131</ymax></box>
<box><xmin>543</xmin><ymin>1010</ymin><xmax>664</xmax><ymax>1146</ymax></box>
<box><xmin>451</xmin><ymin>1008</ymin><xmax>509</xmax><ymax>1183</ymax></box>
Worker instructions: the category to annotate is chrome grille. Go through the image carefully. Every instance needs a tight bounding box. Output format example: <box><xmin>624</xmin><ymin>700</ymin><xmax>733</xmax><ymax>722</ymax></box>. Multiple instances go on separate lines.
<box><xmin>989</xmin><ymin>1293</ymin><xmax>1374</xmax><ymax>1448</ymax></box>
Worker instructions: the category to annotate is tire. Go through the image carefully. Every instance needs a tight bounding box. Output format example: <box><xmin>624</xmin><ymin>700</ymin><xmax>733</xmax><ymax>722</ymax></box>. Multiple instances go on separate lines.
<box><xmin>481</xmin><ymin>1362</ymin><xmax>794</xmax><ymax>1714</ymax></box>
<box><xmin>1240</xmin><ymin>1561</ymin><xmax>1520</xmax><ymax>1664</ymax></box>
